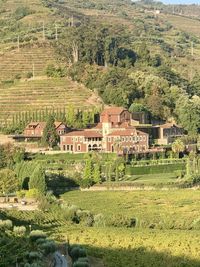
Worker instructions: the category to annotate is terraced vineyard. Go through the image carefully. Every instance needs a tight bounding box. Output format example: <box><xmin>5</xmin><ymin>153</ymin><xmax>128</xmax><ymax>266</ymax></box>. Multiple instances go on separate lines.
<box><xmin>0</xmin><ymin>77</ymin><xmax>98</xmax><ymax>124</ymax></box>
<box><xmin>0</xmin><ymin>45</ymin><xmax>59</xmax><ymax>81</ymax></box>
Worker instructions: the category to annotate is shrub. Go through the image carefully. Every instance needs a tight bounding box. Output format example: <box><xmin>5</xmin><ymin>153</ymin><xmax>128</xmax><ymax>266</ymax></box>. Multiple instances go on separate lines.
<box><xmin>13</xmin><ymin>226</ymin><xmax>26</xmax><ymax>236</ymax></box>
<box><xmin>70</xmin><ymin>246</ymin><xmax>81</xmax><ymax>262</ymax></box>
<box><xmin>39</xmin><ymin>240</ymin><xmax>57</xmax><ymax>255</ymax></box>
<box><xmin>14</xmin><ymin>6</ymin><xmax>33</xmax><ymax>20</ymax></box>
<box><xmin>25</xmin><ymin>189</ymin><xmax>41</xmax><ymax>199</ymax></box>
<box><xmin>16</xmin><ymin>190</ymin><xmax>26</xmax><ymax>198</ymax></box>
<box><xmin>26</xmin><ymin>72</ymin><xmax>33</xmax><ymax>79</ymax></box>
<box><xmin>29</xmin><ymin>230</ymin><xmax>46</xmax><ymax>242</ymax></box>
<box><xmin>0</xmin><ymin>219</ymin><xmax>13</xmax><ymax>230</ymax></box>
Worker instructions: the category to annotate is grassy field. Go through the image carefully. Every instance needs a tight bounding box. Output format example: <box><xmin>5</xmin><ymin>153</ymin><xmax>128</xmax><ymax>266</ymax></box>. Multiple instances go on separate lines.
<box><xmin>123</xmin><ymin>173</ymin><xmax>178</xmax><ymax>185</ymax></box>
<box><xmin>63</xmin><ymin>190</ymin><xmax>200</xmax><ymax>230</ymax></box>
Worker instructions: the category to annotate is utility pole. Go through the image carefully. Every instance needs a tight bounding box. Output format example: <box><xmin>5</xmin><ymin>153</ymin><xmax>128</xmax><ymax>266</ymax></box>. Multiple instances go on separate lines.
<box><xmin>55</xmin><ymin>24</ymin><xmax>58</xmax><ymax>41</ymax></box>
<box><xmin>32</xmin><ymin>63</ymin><xmax>35</xmax><ymax>79</ymax></box>
<box><xmin>17</xmin><ymin>36</ymin><xmax>20</xmax><ymax>52</ymax></box>
<box><xmin>71</xmin><ymin>15</ymin><xmax>74</xmax><ymax>27</ymax></box>
<box><xmin>42</xmin><ymin>21</ymin><xmax>45</xmax><ymax>41</ymax></box>
<box><xmin>191</xmin><ymin>41</ymin><xmax>194</xmax><ymax>56</ymax></box>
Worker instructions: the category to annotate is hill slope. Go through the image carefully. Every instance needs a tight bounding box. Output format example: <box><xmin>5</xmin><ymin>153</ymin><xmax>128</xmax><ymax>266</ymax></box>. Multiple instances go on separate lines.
<box><xmin>1</xmin><ymin>0</ymin><xmax>200</xmax><ymax>131</ymax></box>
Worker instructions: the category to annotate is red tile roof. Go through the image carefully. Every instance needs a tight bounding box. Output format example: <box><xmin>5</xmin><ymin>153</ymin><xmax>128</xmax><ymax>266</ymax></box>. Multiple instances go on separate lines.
<box><xmin>107</xmin><ymin>129</ymin><xmax>137</xmax><ymax>136</ymax></box>
<box><xmin>101</xmin><ymin>107</ymin><xmax>127</xmax><ymax>116</ymax></box>
<box><xmin>159</xmin><ymin>123</ymin><xmax>182</xmax><ymax>129</ymax></box>
<box><xmin>107</xmin><ymin>128</ymin><xmax>148</xmax><ymax>136</ymax></box>
<box><xmin>63</xmin><ymin>130</ymin><xmax>102</xmax><ymax>138</ymax></box>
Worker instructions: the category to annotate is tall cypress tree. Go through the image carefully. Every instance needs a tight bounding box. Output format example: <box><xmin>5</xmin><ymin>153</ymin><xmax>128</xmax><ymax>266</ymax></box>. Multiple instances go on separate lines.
<box><xmin>29</xmin><ymin>164</ymin><xmax>47</xmax><ymax>194</ymax></box>
<box><xmin>42</xmin><ymin>115</ymin><xmax>59</xmax><ymax>148</ymax></box>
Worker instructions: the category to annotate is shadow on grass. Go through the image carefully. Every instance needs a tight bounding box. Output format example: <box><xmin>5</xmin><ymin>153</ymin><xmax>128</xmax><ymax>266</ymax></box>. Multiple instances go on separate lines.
<box><xmin>84</xmin><ymin>245</ymin><xmax>200</xmax><ymax>267</ymax></box>
<box><xmin>46</xmin><ymin>173</ymin><xmax>79</xmax><ymax>196</ymax></box>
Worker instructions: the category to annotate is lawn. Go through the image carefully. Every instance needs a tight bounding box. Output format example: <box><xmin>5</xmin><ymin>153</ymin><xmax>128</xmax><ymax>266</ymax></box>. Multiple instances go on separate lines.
<box><xmin>123</xmin><ymin>173</ymin><xmax>179</xmax><ymax>185</ymax></box>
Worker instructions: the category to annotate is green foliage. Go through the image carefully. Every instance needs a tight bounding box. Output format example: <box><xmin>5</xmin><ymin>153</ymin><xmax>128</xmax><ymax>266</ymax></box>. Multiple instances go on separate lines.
<box><xmin>42</xmin><ymin>115</ymin><xmax>59</xmax><ymax>148</ymax></box>
<box><xmin>29</xmin><ymin>230</ymin><xmax>46</xmax><ymax>242</ymax></box>
<box><xmin>0</xmin><ymin>169</ymin><xmax>18</xmax><ymax>194</ymax></box>
<box><xmin>13</xmin><ymin>6</ymin><xmax>33</xmax><ymax>20</ymax></box>
<box><xmin>13</xmin><ymin>226</ymin><xmax>26</xmax><ymax>236</ymax></box>
<box><xmin>175</xmin><ymin>95</ymin><xmax>200</xmax><ymax>135</ymax></box>
<box><xmin>29</xmin><ymin>165</ymin><xmax>47</xmax><ymax>194</ymax></box>
<box><xmin>126</xmin><ymin>163</ymin><xmax>185</xmax><ymax>175</ymax></box>
<box><xmin>46</xmin><ymin>64</ymin><xmax>66</xmax><ymax>78</ymax></box>
<box><xmin>93</xmin><ymin>164</ymin><xmax>101</xmax><ymax>184</ymax></box>
<box><xmin>0</xmin><ymin>219</ymin><xmax>13</xmax><ymax>230</ymax></box>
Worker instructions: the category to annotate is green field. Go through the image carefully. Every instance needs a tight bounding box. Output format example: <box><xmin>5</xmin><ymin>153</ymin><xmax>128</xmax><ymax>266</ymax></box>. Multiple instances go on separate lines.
<box><xmin>2</xmin><ymin>189</ymin><xmax>200</xmax><ymax>267</ymax></box>
<box><xmin>62</xmin><ymin>190</ymin><xmax>200</xmax><ymax>230</ymax></box>
<box><xmin>123</xmin><ymin>173</ymin><xmax>179</xmax><ymax>185</ymax></box>
<box><xmin>59</xmin><ymin>190</ymin><xmax>200</xmax><ymax>266</ymax></box>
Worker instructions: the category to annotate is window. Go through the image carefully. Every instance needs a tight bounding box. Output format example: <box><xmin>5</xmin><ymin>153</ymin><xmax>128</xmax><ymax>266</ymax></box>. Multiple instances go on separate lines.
<box><xmin>67</xmin><ymin>145</ymin><xmax>70</xmax><ymax>151</ymax></box>
<box><xmin>75</xmin><ymin>137</ymin><xmax>78</xmax><ymax>142</ymax></box>
<box><xmin>71</xmin><ymin>137</ymin><xmax>74</xmax><ymax>142</ymax></box>
<box><xmin>79</xmin><ymin>137</ymin><xmax>83</xmax><ymax>142</ymax></box>
<box><xmin>143</xmin><ymin>136</ymin><xmax>146</xmax><ymax>141</ymax></box>
<box><xmin>126</xmin><ymin>137</ymin><xmax>129</xmax><ymax>142</ymax></box>
<box><xmin>77</xmin><ymin>145</ymin><xmax>81</xmax><ymax>151</ymax></box>
<box><xmin>122</xmin><ymin>137</ymin><xmax>125</xmax><ymax>142</ymax></box>
<box><xmin>108</xmin><ymin>137</ymin><xmax>111</xmax><ymax>142</ymax></box>
<box><xmin>71</xmin><ymin>145</ymin><xmax>73</xmax><ymax>151</ymax></box>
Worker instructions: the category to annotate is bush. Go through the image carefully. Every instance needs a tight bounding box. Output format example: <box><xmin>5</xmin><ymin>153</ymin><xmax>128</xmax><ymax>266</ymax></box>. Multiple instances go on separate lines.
<box><xmin>26</xmin><ymin>72</ymin><xmax>33</xmax><ymax>79</ymax></box>
<box><xmin>39</xmin><ymin>240</ymin><xmax>57</xmax><ymax>255</ymax></box>
<box><xmin>0</xmin><ymin>219</ymin><xmax>13</xmax><ymax>230</ymax></box>
<box><xmin>70</xmin><ymin>246</ymin><xmax>81</xmax><ymax>262</ymax></box>
<box><xmin>30</xmin><ymin>230</ymin><xmax>46</xmax><ymax>242</ymax></box>
<box><xmin>14</xmin><ymin>6</ymin><xmax>33</xmax><ymax>20</ymax></box>
<box><xmin>25</xmin><ymin>189</ymin><xmax>41</xmax><ymax>199</ymax></box>
<box><xmin>13</xmin><ymin>226</ymin><xmax>26</xmax><ymax>236</ymax></box>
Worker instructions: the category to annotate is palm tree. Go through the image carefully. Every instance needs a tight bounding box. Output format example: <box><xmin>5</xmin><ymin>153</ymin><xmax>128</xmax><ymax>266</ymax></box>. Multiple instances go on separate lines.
<box><xmin>172</xmin><ymin>139</ymin><xmax>185</xmax><ymax>158</ymax></box>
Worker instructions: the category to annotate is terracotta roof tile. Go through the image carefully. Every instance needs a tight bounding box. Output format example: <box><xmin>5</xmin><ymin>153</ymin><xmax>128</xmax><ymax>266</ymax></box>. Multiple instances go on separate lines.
<box><xmin>63</xmin><ymin>130</ymin><xmax>102</xmax><ymax>138</ymax></box>
<box><xmin>101</xmin><ymin>107</ymin><xmax>127</xmax><ymax>116</ymax></box>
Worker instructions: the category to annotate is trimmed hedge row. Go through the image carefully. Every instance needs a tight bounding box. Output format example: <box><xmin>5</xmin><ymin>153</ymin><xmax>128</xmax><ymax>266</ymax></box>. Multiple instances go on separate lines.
<box><xmin>126</xmin><ymin>163</ymin><xmax>186</xmax><ymax>175</ymax></box>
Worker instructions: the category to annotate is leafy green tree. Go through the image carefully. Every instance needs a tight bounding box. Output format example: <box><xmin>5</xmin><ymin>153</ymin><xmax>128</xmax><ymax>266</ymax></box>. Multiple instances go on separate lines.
<box><xmin>175</xmin><ymin>95</ymin><xmax>200</xmax><ymax>134</ymax></box>
<box><xmin>42</xmin><ymin>115</ymin><xmax>59</xmax><ymax>148</ymax></box>
<box><xmin>129</xmin><ymin>103</ymin><xmax>148</xmax><ymax>113</ymax></box>
<box><xmin>29</xmin><ymin>165</ymin><xmax>47</xmax><ymax>194</ymax></box>
<box><xmin>0</xmin><ymin>169</ymin><xmax>18</xmax><ymax>194</ymax></box>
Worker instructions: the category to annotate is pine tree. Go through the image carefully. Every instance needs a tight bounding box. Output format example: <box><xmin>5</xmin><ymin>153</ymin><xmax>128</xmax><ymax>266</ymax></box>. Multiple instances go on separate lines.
<box><xmin>29</xmin><ymin>165</ymin><xmax>46</xmax><ymax>194</ymax></box>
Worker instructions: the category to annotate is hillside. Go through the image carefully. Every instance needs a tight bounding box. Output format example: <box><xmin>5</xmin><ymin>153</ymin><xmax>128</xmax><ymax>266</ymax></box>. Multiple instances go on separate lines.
<box><xmin>0</xmin><ymin>0</ymin><xmax>200</xmax><ymax>133</ymax></box>
<box><xmin>0</xmin><ymin>77</ymin><xmax>100</xmax><ymax>125</ymax></box>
